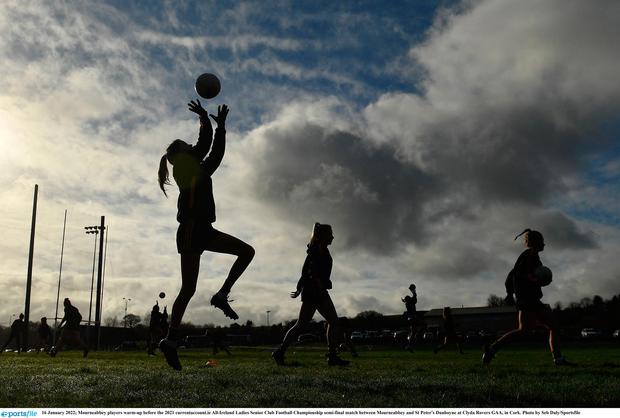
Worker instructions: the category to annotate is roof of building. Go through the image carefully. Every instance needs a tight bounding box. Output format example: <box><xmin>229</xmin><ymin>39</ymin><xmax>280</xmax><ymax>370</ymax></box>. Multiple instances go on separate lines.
<box><xmin>424</xmin><ymin>306</ymin><xmax>517</xmax><ymax>317</ymax></box>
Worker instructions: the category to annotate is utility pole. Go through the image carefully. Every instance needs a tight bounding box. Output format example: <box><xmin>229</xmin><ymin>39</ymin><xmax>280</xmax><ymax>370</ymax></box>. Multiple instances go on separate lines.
<box><xmin>24</xmin><ymin>184</ymin><xmax>38</xmax><ymax>351</ymax></box>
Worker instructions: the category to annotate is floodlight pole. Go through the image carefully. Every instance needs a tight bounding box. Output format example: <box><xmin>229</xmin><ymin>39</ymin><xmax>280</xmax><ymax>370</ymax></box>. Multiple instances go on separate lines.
<box><xmin>23</xmin><ymin>184</ymin><xmax>38</xmax><ymax>351</ymax></box>
<box><xmin>94</xmin><ymin>216</ymin><xmax>105</xmax><ymax>350</ymax></box>
<box><xmin>123</xmin><ymin>298</ymin><xmax>131</xmax><ymax>328</ymax></box>
<box><xmin>84</xmin><ymin>225</ymin><xmax>100</xmax><ymax>348</ymax></box>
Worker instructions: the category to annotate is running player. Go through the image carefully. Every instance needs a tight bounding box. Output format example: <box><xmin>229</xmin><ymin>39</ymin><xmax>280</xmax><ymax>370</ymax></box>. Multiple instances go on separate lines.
<box><xmin>337</xmin><ymin>317</ymin><xmax>358</xmax><ymax>358</ymax></box>
<box><xmin>482</xmin><ymin>229</ymin><xmax>569</xmax><ymax>366</ymax></box>
<box><xmin>50</xmin><ymin>298</ymin><xmax>88</xmax><ymax>358</ymax></box>
<box><xmin>272</xmin><ymin>223</ymin><xmax>349</xmax><ymax>366</ymax></box>
<box><xmin>1</xmin><ymin>313</ymin><xmax>25</xmax><ymax>354</ymax></box>
<box><xmin>157</xmin><ymin>100</ymin><xmax>254</xmax><ymax>370</ymax></box>
<box><xmin>433</xmin><ymin>307</ymin><xmax>464</xmax><ymax>354</ymax></box>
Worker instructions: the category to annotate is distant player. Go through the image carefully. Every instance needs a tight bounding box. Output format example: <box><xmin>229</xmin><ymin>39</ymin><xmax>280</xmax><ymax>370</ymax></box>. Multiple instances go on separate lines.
<box><xmin>50</xmin><ymin>298</ymin><xmax>88</xmax><ymax>358</ymax></box>
<box><xmin>160</xmin><ymin>306</ymin><xmax>169</xmax><ymax>334</ymax></box>
<box><xmin>433</xmin><ymin>307</ymin><xmax>464</xmax><ymax>354</ymax></box>
<box><xmin>337</xmin><ymin>317</ymin><xmax>358</xmax><ymax>358</ymax></box>
<box><xmin>402</xmin><ymin>284</ymin><xmax>426</xmax><ymax>352</ymax></box>
<box><xmin>272</xmin><ymin>223</ymin><xmax>349</xmax><ymax>366</ymax></box>
<box><xmin>157</xmin><ymin>100</ymin><xmax>255</xmax><ymax>370</ymax></box>
<box><xmin>1</xmin><ymin>313</ymin><xmax>25</xmax><ymax>354</ymax></box>
<box><xmin>209</xmin><ymin>326</ymin><xmax>231</xmax><ymax>356</ymax></box>
<box><xmin>147</xmin><ymin>303</ymin><xmax>163</xmax><ymax>356</ymax></box>
<box><xmin>482</xmin><ymin>229</ymin><xmax>570</xmax><ymax>366</ymax></box>
<box><xmin>37</xmin><ymin>317</ymin><xmax>52</xmax><ymax>353</ymax></box>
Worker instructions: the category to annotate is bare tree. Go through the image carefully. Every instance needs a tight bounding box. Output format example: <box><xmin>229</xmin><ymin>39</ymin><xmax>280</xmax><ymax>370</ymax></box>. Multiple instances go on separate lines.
<box><xmin>487</xmin><ymin>294</ymin><xmax>507</xmax><ymax>307</ymax></box>
<box><xmin>104</xmin><ymin>316</ymin><xmax>119</xmax><ymax>327</ymax></box>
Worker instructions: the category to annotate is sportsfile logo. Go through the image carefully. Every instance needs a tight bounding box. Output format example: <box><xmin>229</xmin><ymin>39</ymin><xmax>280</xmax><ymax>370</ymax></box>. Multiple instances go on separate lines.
<box><xmin>0</xmin><ymin>411</ymin><xmax>38</xmax><ymax>418</ymax></box>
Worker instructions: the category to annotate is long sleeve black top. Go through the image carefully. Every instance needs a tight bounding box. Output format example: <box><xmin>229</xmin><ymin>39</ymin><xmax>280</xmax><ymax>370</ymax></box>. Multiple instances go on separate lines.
<box><xmin>174</xmin><ymin>115</ymin><xmax>226</xmax><ymax>224</ymax></box>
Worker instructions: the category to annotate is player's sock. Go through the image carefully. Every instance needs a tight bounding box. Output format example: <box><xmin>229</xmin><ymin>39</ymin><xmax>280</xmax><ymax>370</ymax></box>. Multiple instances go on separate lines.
<box><xmin>159</xmin><ymin>338</ymin><xmax>182</xmax><ymax>371</ymax></box>
<box><xmin>482</xmin><ymin>343</ymin><xmax>496</xmax><ymax>364</ymax></box>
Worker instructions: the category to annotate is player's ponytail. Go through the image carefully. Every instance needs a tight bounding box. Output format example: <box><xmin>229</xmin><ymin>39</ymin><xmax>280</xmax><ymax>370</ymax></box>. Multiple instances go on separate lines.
<box><xmin>514</xmin><ymin>228</ymin><xmax>531</xmax><ymax>240</ymax></box>
<box><xmin>515</xmin><ymin>228</ymin><xmax>544</xmax><ymax>248</ymax></box>
<box><xmin>158</xmin><ymin>139</ymin><xmax>188</xmax><ymax>197</ymax></box>
<box><xmin>158</xmin><ymin>154</ymin><xmax>170</xmax><ymax>197</ymax></box>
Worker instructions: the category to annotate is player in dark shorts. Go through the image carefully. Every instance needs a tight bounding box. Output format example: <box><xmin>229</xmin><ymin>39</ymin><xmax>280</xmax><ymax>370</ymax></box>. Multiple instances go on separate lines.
<box><xmin>147</xmin><ymin>303</ymin><xmax>163</xmax><ymax>356</ymax></box>
<box><xmin>157</xmin><ymin>100</ymin><xmax>254</xmax><ymax>370</ymax></box>
<box><xmin>272</xmin><ymin>223</ymin><xmax>349</xmax><ymax>366</ymax></box>
<box><xmin>433</xmin><ymin>307</ymin><xmax>464</xmax><ymax>354</ymax></box>
<box><xmin>403</xmin><ymin>284</ymin><xmax>426</xmax><ymax>352</ymax></box>
<box><xmin>37</xmin><ymin>317</ymin><xmax>52</xmax><ymax>353</ymax></box>
<box><xmin>482</xmin><ymin>229</ymin><xmax>569</xmax><ymax>366</ymax></box>
<box><xmin>50</xmin><ymin>298</ymin><xmax>88</xmax><ymax>358</ymax></box>
<box><xmin>1</xmin><ymin>313</ymin><xmax>25</xmax><ymax>354</ymax></box>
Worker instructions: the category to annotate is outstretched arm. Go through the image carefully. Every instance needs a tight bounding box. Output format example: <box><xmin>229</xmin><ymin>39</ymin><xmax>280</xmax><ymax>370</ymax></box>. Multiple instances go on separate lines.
<box><xmin>202</xmin><ymin>104</ymin><xmax>229</xmax><ymax>176</ymax></box>
<box><xmin>188</xmin><ymin>99</ymin><xmax>213</xmax><ymax>161</ymax></box>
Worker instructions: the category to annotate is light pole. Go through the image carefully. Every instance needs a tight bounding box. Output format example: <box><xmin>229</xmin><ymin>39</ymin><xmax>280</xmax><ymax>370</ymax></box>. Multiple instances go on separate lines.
<box><xmin>84</xmin><ymin>227</ymin><xmax>99</xmax><ymax>328</ymax></box>
<box><xmin>122</xmin><ymin>298</ymin><xmax>131</xmax><ymax>328</ymax></box>
<box><xmin>266</xmin><ymin>310</ymin><xmax>271</xmax><ymax>327</ymax></box>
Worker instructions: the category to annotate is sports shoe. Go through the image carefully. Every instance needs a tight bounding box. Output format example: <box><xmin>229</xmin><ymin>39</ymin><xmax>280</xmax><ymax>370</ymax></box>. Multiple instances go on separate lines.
<box><xmin>272</xmin><ymin>349</ymin><xmax>285</xmax><ymax>366</ymax></box>
<box><xmin>159</xmin><ymin>338</ymin><xmax>182</xmax><ymax>371</ymax></box>
<box><xmin>327</xmin><ymin>354</ymin><xmax>350</xmax><ymax>366</ymax></box>
<box><xmin>210</xmin><ymin>292</ymin><xmax>239</xmax><ymax>320</ymax></box>
<box><xmin>482</xmin><ymin>344</ymin><xmax>495</xmax><ymax>364</ymax></box>
<box><xmin>553</xmin><ymin>356</ymin><xmax>573</xmax><ymax>366</ymax></box>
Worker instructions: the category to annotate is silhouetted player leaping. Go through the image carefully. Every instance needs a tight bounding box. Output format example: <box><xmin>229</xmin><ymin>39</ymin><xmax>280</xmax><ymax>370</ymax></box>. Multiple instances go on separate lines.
<box><xmin>157</xmin><ymin>100</ymin><xmax>255</xmax><ymax>370</ymax></box>
<box><xmin>272</xmin><ymin>223</ymin><xmax>349</xmax><ymax>366</ymax></box>
<box><xmin>403</xmin><ymin>283</ymin><xmax>425</xmax><ymax>352</ymax></box>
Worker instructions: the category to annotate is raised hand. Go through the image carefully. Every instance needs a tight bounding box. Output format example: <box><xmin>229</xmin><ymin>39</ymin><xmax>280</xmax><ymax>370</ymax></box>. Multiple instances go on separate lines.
<box><xmin>188</xmin><ymin>99</ymin><xmax>208</xmax><ymax>117</ymax></box>
<box><xmin>209</xmin><ymin>104</ymin><xmax>229</xmax><ymax>128</ymax></box>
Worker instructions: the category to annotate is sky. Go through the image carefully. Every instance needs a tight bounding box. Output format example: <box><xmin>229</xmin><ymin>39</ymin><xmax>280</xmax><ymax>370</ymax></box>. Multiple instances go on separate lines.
<box><xmin>1</xmin><ymin>0</ymin><xmax>619</xmax><ymax>328</ymax></box>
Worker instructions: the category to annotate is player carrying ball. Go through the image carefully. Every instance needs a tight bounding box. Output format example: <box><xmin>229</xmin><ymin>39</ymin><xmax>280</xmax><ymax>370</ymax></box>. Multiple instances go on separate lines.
<box><xmin>482</xmin><ymin>229</ymin><xmax>570</xmax><ymax>366</ymax></box>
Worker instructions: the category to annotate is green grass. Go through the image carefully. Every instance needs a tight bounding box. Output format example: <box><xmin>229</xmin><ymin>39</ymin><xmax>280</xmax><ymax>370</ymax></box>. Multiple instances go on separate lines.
<box><xmin>1</xmin><ymin>343</ymin><xmax>619</xmax><ymax>407</ymax></box>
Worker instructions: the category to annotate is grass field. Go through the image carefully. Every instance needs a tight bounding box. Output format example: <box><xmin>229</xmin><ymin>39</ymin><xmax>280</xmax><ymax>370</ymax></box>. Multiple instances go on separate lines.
<box><xmin>0</xmin><ymin>343</ymin><xmax>619</xmax><ymax>408</ymax></box>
